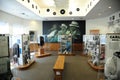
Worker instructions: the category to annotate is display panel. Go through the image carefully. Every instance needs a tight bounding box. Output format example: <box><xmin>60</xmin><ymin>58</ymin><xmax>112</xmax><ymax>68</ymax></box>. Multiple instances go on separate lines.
<box><xmin>0</xmin><ymin>36</ymin><xmax>9</xmax><ymax>57</ymax></box>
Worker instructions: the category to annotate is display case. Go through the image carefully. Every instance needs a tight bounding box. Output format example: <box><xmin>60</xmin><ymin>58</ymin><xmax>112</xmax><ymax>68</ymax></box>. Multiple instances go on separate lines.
<box><xmin>58</xmin><ymin>35</ymin><xmax>73</xmax><ymax>55</ymax></box>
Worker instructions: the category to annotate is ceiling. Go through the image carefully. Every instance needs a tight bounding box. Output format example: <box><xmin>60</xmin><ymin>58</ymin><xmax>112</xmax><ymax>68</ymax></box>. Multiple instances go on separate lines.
<box><xmin>0</xmin><ymin>0</ymin><xmax>120</xmax><ymax>20</ymax></box>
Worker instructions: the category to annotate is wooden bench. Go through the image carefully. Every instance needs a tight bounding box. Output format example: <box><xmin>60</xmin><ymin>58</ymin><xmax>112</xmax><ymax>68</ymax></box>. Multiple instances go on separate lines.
<box><xmin>53</xmin><ymin>55</ymin><xmax>65</xmax><ymax>80</ymax></box>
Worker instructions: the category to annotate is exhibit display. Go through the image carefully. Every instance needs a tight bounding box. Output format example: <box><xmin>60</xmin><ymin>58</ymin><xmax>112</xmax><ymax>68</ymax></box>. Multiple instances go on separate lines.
<box><xmin>83</xmin><ymin>34</ymin><xmax>105</xmax><ymax>73</ymax></box>
<box><xmin>35</xmin><ymin>35</ymin><xmax>51</xmax><ymax>58</ymax></box>
<box><xmin>10</xmin><ymin>34</ymin><xmax>34</xmax><ymax>68</ymax></box>
<box><xmin>105</xmin><ymin>33</ymin><xmax>120</xmax><ymax>80</ymax></box>
<box><xmin>0</xmin><ymin>36</ymin><xmax>9</xmax><ymax>57</ymax></box>
<box><xmin>0</xmin><ymin>35</ymin><xmax>13</xmax><ymax>80</ymax></box>
<box><xmin>58</xmin><ymin>35</ymin><xmax>72</xmax><ymax>55</ymax></box>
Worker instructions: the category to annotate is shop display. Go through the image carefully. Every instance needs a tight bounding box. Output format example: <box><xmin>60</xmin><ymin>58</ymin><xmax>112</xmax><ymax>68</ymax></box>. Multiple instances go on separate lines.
<box><xmin>58</xmin><ymin>35</ymin><xmax>72</xmax><ymax>54</ymax></box>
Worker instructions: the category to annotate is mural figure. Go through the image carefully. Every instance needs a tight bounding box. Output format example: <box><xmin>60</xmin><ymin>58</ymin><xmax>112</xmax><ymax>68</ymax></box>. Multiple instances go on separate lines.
<box><xmin>58</xmin><ymin>23</ymin><xmax>68</xmax><ymax>35</ymax></box>
<box><xmin>47</xmin><ymin>24</ymin><xmax>58</xmax><ymax>42</ymax></box>
<box><xmin>66</xmin><ymin>21</ymin><xmax>81</xmax><ymax>39</ymax></box>
<box><xmin>43</xmin><ymin>20</ymin><xmax>85</xmax><ymax>43</ymax></box>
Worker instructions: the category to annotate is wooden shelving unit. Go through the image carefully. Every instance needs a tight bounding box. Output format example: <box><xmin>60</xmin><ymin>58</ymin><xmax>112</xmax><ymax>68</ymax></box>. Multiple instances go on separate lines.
<box><xmin>17</xmin><ymin>60</ymin><xmax>35</xmax><ymax>69</ymax></box>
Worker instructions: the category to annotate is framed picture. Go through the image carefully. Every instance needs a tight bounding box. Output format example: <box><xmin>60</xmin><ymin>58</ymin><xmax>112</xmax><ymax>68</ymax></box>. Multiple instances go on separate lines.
<box><xmin>29</xmin><ymin>31</ymin><xmax>36</xmax><ymax>42</ymax></box>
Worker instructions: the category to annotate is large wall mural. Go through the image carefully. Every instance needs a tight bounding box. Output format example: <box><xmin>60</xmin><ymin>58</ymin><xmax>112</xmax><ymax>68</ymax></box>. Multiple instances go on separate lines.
<box><xmin>43</xmin><ymin>20</ymin><xmax>86</xmax><ymax>43</ymax></box>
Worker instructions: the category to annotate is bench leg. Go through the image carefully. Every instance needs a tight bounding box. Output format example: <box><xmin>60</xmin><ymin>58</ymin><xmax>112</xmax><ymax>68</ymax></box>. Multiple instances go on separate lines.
<box><xmin>54</xmin><ymin>70</ymin><xmax>63</xmax><ymax>80</ymax></box>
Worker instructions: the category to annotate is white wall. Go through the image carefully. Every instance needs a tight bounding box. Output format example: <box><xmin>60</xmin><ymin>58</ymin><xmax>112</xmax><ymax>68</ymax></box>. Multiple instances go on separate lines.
<box><xmin>0</xmin><ymin>10</ymin><xmax>42</xmax><ymax>37</ymax></box>
<box><xmin>86</xmin><ymin>11</ymin><xmax>120</xmax><ymax>34</ymax></box>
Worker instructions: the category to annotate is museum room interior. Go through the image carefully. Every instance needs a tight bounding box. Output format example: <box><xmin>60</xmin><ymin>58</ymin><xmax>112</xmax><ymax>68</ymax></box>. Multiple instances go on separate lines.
<box><xmin>0</xmin><ymin>0</ymin><xmax>120</xmax><ymax>80</ymax></box>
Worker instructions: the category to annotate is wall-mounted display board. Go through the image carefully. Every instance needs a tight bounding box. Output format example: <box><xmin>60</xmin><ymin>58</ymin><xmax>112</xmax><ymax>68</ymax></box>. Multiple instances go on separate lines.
<box><xmin>0</xmin><ymin>36</ymin><xmax>9</xmax><ymax>57</ymax></box>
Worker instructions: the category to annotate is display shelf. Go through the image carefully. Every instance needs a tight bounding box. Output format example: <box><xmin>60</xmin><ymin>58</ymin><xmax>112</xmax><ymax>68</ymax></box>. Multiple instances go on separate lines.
<box><xmin>35</xmin><ymin>52</ymin><xmax>51</xmax><ymax>58</ymax></box>
<box><xmin>88</xmin><ymin>60</ymin><xmax>104</xmax><ymax>71</ymax></box>
<box><xmin>17</xmin><ymin>60</ymin><xmax>35</xmax><ymax>69</ymax></box>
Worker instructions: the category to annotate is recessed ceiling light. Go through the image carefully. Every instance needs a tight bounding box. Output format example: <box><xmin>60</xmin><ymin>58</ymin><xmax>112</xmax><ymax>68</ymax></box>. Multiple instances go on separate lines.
<box><xmin>76</xmin><ymin>8</ymin><xmax>80</xmax><ymax>11</ymax></box>
<box><xmin>60</xmin><ymin>9</ymin><xmax>65</xmax><ymax>14</ymax></box>
<box><xmin>46</xmin><ymin>9</ymin><xmax>50</xmax><ymax>12</ymax></box>
<box><xmin>53</xmin><ymin>12</ymin><xmax>56</xmax><ymax>15</ymax></box>
<box><xmin>69</xmin><ymin>11</ymin><xmax>72</xmax><ymax>15</ymax></box>
<box><xmin>108</xmin><ymin>6</ymin><xmax>111</xmax><ymax>8</ymax></box>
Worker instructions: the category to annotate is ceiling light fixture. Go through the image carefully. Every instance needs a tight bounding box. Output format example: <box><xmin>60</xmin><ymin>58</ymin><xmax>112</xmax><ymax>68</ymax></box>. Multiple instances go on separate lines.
<box><xmin>53</xmin><ymin>12</ymin><xmax>56</xmax><ymax>15</ymax></box>
<box><xmin>46</xmin><ymin>9</ymin><xmax>50</xmax><ymax>12</ymax></box>
<box><xmin>108</xmin><ymin>6</ymin><xmax>111</xmax><ymax>9</ymax></box>
<box><xmin>76</xmin><ymin>8</ymin><xmax>80</xmax><ymax>11</ymax></box>
<box><xmin>69</xmin><ymin>11</ymin><xmax>72</xmax><ymax>15</ymax></box>
<box><xmin>60</xmin><ymin>9</ymin><xmax>65</xmax><ymax>14</ymax></box>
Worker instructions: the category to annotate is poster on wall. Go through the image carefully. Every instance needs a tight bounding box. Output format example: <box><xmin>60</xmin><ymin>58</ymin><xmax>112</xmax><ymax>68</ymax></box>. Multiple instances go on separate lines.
<box><xmin>43</xmin><ymin>20</ymin><xmax>86</xmax><ymax>43</ymax></box>
<box><xmin>0</xmin><ymin>36</ymin><xmax>9</xmax><ymax>57</ymax></box>
<box><xmin>105</xmin><ymin>33</ymin><xmax>120</xmax><ymax>62</ymax></box>
<box><xmin>29</xmin><ymin>31</ymin><xmax>36</xmax><ymax>42</ymax></box>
